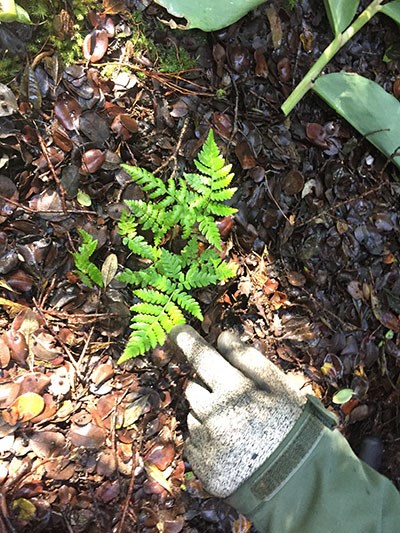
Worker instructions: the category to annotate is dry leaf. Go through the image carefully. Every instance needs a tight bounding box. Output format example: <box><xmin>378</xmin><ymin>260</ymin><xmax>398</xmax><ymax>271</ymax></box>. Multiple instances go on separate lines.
<box><xmin>5</xmin><ymin>392</ymin><xmax>45</xmax><ymax>423</ymax></box>
<box><xmin>144</xmin><ymin>462</ymin><xmax>173</xmax><ymax>494</ymax></box>
<box><xmin>266</xmin><ymin>5</ymin><xmax>282</xmax><ymax>49</ymax></box>
<box><xmin>101</xmin><ymin>253</ymin><xmax>118</xmax><ymax>287</ymax></box>
<box><xmin>117</xmin><ymin>395</ymin><xmax>148</xmax><ymax>429</ymax></box>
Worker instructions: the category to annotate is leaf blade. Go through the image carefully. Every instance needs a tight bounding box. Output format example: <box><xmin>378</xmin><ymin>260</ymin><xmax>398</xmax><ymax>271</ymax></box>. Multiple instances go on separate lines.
<box><xmin>312</xmin><ymin>72</ymin><xmax>400</xmax><ymax>168</ymax></box>
<box><xmin>323</xmin><ymin>0</ymin><xmax>359</xmax><ymax>36</ymax></box>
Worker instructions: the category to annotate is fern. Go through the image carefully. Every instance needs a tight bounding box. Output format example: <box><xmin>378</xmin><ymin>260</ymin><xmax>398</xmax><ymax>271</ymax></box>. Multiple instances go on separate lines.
<box><xmin>72</xmin><ymin>229</ymin><xmax>103</xmax><ymax>288</ymax></box>
<box><xmin>120</xmin><ymin>129</ymin><xmax>236</xmax><ymax>251</ymax></box>
<box><xmin>72</xmin><ymin>130</ymin><xmax>237</xmax><ymax>362</ymax></box>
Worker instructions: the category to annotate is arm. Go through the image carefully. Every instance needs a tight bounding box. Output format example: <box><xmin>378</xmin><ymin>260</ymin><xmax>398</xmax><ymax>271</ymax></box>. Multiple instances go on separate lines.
<box><xmin>228</xmin><ymin>398</ymin><xmax>400</xmax><ymax>533</ymax></box>
<box><xmin>170</xmin><ymin>325</ymin><xmax>400</xmax><ymax>533</ymax></box>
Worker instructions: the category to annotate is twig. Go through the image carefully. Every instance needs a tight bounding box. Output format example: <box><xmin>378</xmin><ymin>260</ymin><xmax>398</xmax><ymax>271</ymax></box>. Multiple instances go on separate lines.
<box><xmin>33</xmin><ymin>300</ymin><xmax>83</xmax><ymax>380</ymax></box>
<box><xmin>117</xmin><ymin>446</ymin><xmax>139</xmax><ymax>533</ymax></box>
<box><xmin>154</xmin><ymin>117</ymin><xmax>189</xmax><ymax>177</ymax></box>
<box><xmin>76</xmin><ymin>324</ymin><xmax>95</xmax><ymax>380</ymax></box>
<box><xmin>34</xmin><ymin>127</ymin><xmax>68</xmax><ymax>213</ymax></box>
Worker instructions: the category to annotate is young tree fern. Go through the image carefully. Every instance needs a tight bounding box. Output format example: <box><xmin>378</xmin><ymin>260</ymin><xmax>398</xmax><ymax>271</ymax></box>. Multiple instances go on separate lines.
<box><xmin>72</xmin><ymin>130</ymin><xmax>237</xmax><ymax>362</ymax></box>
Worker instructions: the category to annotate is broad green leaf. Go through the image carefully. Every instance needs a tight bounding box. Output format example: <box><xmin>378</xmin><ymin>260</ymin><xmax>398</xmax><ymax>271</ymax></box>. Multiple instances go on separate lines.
<box><xmin>0</xmin><ymin>0</ymin><xmax>16</xmax><ymax>21</ymax></box>
<box><xmin>101</xmin><ymin>253</ymin><xmax>118</xmax><ymax>287</ymax></box>
<box><xmin>15</xmin><ymin>4</ymin><xmax>31</xmax><ymax>24</ymax></box>
<box><xmin>380</xmin><ymin>0</ymin><xmax>400</xmax><ymax>24</ymax></box>
<box><xmin>332</xmin><ymin>388</ymin><xmax>354</xmax><ymax>404</ymax></box>
<box><xmin>313</xmin><ymin>72</ymin><xmax>400</xmax><ymax>168</ymax></box>
<box><xmin>154</xmin><ymin>0</ymin><xmax>266</xmax><ymax>31</ymax></box>
<box><xmin>323</xmin><ymin>0</ymin><xmax>359</xmax><ymax>35</ymax></box>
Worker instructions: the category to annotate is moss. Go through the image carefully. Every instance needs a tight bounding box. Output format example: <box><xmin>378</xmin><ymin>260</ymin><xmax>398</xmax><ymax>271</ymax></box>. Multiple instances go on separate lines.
<box><xmin>16</xmin><ymin>0</ymin><xmax>96</xmax><ymax>65</ymax></box>
<box><xmin>0</xmin><ymin>56</ymin><xmax>20</xmax><ymax>82</ymax></box>
<box><xmin>128</xmin><ymin>10</ymin><xmax>197</xmax><ymax>73</ymax></box>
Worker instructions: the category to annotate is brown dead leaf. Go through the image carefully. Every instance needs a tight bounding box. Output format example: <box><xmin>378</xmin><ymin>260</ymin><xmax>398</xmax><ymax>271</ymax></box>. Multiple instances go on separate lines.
<box><xmin>266</xmin><ymin>5</ymin><xmax>283</xmax><ymax>49</ymax></box>
<box><xmin>17</xmin><ymin>372</ymin><xmax>51</xmax><ymax>395</ymax></box>
<box><xmin>83</xmin><ymin>29</ymin><xmax>109</xmax><ymax>63</ymax></box>
<box><xmin>30</xmin><ymin>431</ymin><xmax>66</xmax><ymax>459</ymax></box>
<box><xmin>235</xmin><ymin>140</ymin><xmax>257</xmax><ymax>170</ymax></box>
<box><xmin>371</xmin><ymin>292</ymin><xmax>400</xmax><ymax>331</ymax></box>
<box><xmin>0</xmin><ymin>381</ymin><xmax>21</xmax><ymax>408</ymax></box>
<box><xmin>0</xmin><ymin>335</ymin><xmax>10</xmax><ymax>367</ymax></box>
<box><xmin>145</xmin><ymin>443</ymin><xmax>175</xmax><ymax>471</ymax></box>
<box><xmin>254</xmin><ymin>48</ymin><xmax>269</xmax><ymax>78</ymax></box>
<box><xmin>32</xmin><ymin>330</ymin><xmax>62</xmax><ymax>361</ymax></box>
<box><xmin>95</xmin><ymin>480</ymin><xmax>120</xmax><ymax>502</ymax></box>
<box><xmin>5</xmin><ymin>331</ymin><xmax>28</xmax><ymax>366</ymax></box>
<box><xmin>69</xmin><ymin>422</ymin><xmax>106</xmax><ymax>448</ymax></box>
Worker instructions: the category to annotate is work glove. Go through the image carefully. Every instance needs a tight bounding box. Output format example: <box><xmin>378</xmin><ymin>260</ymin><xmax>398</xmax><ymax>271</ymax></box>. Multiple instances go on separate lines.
<box><xmin>169</xmin><ymin>324</ymin><xmax>307</xmax><ymax>498</ymax></box>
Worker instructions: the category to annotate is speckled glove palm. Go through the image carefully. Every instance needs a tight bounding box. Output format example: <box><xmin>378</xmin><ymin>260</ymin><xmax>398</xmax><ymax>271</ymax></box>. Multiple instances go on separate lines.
<box><xmin>169</xmin><ymin>325</ymin><xmax>307</xmax><ymax>498</ymax></box>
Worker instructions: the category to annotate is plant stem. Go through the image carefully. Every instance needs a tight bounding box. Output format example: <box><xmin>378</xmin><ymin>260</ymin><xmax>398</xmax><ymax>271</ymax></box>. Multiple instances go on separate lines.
<box><xmin>281</xmin><ymin>0</ymin><xmax>384</xmax><ymax>116</ymax></box>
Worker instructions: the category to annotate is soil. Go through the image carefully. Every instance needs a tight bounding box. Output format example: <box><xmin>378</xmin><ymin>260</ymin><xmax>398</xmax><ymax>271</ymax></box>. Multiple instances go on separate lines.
<box><xmin>0</xmin><ymin>0</ymin><xmax>399</xmax><ymax>531</ymax></box>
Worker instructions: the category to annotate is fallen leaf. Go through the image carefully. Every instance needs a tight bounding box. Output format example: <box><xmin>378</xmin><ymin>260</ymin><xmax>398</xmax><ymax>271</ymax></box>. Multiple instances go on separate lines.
<box><xmin>145</xmin><ymin>443</ymin><xmax>175</xmax><ymax>471</ymax></box>
<box><xmin>5</xmin><ymin>392</ymin><xmax>45</xmax><ymax>423</ymax></box>
<box><xmin>144</xmin><ymin>462</ymin><xmax>173</xmax><ymax>494</ymax></box>
<box><xmin>117</xmin><ymin>395</ymin><xmax>149</xmax><ymax>428</ymax></box>
<box><xmin>101</xmin><ymin>254</ymin><xmax>118</xmax><ymax>287</ymax></box>
<box><xmin>266</xmin><ymin>4</ymin><xmax>282</xmax><ymax>49</ymax></box>
<box><xmin>12</xmin><ymin>498</ymin><xmax>37</xmax><ymax>521</ymax></box>
<box><xmin>30</xmin><ymin>431</ymin><xmax>66</xmax><ymax>459</ymax></box>
<box><xmin>83</xmin><ymin>29</ymin><xmax>109</xmax><ymax>63</ymax></box>
<box><xmin>69</xmin><ymin>422</ymin><xmax>106</xmax><ymax>448</ymax></box>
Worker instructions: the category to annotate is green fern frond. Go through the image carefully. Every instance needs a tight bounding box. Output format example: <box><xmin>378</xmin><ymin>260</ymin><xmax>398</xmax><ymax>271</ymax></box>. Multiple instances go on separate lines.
<box><xmin>171</xmin><ymin>289</ymin><xmax>203</xmax><ymax>320</ymax></box>
<box><xmin>118</xmin><ymin>299</ymin><xmax>185</xmax><ymax>363</ymax></box>
<box><xmin>121</xmin><ymin>165</ymin><xmax>167</xmax><ymax>198</ymax></box>
<box><xmin>133</xmin><ymin>288</ymin><xmax>170</xmax><ymax>305</ymax></box>
<box><xmin>216</xmin><ymin>260</ymin><xmax>237</xmax><ymax>279</ymax></box>
<box><xmin>195</xmin><ymin>129</ymin><xmax>226</xmax><ymax>173</ymax></box>
<box><xmin>115</xmin><ymin>129</ymin><xmax>239</xmax><ymax>362</ymax></box>
<box><xmin>198</xmin><ymin>215</ymin><xmax>223</xmax><ymax>250</ymax></box>
<box><xmin>180</xmin><ymin>238</ymin><xmax>201</xmax><ymax>266</ymax></box>
<box><xmin>205</xmin><ymin>202</ymin><xmax>237</xmax><ymax>217</ymax></box>
<box><xmin>158</xmin><ymin>249</ymin><xmax>183</xmax><ymax>279</ymax></box>
<box><xmin>122</xmin><ymin>234</ymin><xmax>156</xmax><ymax>261</ymax></box>
<box><xmin>72</xmin><ymin>229</ymin><xmax>103</xmax><ymax>288</ymax></box>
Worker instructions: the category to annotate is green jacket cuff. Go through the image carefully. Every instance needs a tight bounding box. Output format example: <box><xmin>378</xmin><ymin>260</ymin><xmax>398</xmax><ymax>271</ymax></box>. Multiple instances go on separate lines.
<box><xmin>226</xmin><ymin>396</ymin><xmax>400</xmax><ymax>533</ymax></box>
<box><xmin>227</xmin><ymin>395</ymin><xmax>336</xmax><ymax>513</ymax></box>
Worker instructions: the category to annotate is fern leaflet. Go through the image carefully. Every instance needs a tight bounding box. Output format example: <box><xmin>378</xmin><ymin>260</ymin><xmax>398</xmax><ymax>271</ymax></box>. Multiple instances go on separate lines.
<box><xmin>72</xmin><ymin>229</ymin><xmax>103</xmax><ymax>288</ymax></box>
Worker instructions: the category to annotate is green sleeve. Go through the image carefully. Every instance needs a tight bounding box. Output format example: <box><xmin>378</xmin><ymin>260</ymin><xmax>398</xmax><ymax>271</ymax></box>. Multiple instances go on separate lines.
<box><xmin>227</xmin><ymin>396</ymin><xmax>400</xmax><ymax>533</ymax></box>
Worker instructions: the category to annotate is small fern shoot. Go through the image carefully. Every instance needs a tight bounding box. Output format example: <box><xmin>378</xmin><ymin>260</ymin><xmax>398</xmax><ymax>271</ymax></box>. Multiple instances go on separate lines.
<box><xmin>72</xmin><ymin>229</ymin><xmax>103</xmax><ymax>288</ymax></box>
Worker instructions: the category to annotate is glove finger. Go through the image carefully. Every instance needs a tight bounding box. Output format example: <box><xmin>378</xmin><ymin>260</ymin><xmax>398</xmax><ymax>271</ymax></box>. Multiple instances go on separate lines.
<box><xmin>169</xmin><ymin>324</ymin><xmax>247</xmax><ymax>392</ymax></box>
<box><xmin>186</xmin><ymin>412</ymin><xmax>206</xmax><ymax>448</ymax></box>
<box><xmin>185</xmin><ymin>380</ymin><xmax>213</xmax><ymax>421</ymax></box>
<box><xmin>217</xmin><ymin>330</ymin><xmax>302</xmax><ymax>399</ymax></box>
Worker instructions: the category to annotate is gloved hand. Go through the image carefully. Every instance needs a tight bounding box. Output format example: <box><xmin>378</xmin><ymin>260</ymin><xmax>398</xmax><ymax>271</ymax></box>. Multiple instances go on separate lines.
<box><xmin>169</xmin><ymin>324</ymin><xmax>307</xmax><ymax>498</ymax></box>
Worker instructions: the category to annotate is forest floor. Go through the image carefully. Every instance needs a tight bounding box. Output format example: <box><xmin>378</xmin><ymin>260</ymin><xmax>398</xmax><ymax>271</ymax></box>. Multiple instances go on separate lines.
<box><xmin>0</xmin><ymin>0</ymin><xmax>399</xmax><ymax>531</ymax></box>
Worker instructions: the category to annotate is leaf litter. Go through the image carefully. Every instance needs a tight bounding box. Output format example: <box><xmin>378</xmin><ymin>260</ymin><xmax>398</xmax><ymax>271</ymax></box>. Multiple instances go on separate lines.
<box><xmin>0</xmin><ymin>0</ymin><xmax>399</xmax><ymax>531</ymax></box>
